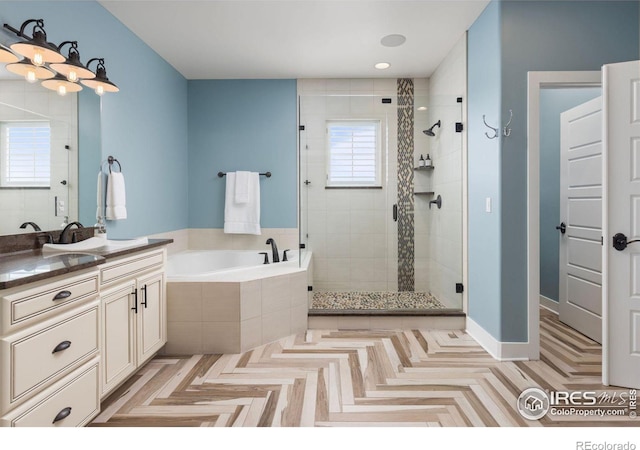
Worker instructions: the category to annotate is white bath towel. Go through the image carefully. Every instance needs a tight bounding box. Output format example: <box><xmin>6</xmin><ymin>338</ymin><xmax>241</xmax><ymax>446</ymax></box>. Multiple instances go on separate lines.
<box><xmin>105</xmin><ymin>171</ymin><xmax>127</xmax><ymax>220</ymax></box>
<box><xmin>96</xmin><ymin>171</ymin><xmax>103</xmax><ymax>221</ymax></box>
<box><xmin>224</xmin><ymin>171</ymin><xmax>260</xmax><ymax>235</ymax></box>
<box><xmin>235</xmin><ymin>170</ymin><xmax>250</xmax><ymax>204</ymax></box>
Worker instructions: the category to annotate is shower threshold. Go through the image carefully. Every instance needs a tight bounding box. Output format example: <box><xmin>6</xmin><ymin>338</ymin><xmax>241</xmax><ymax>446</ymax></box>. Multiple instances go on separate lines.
<box><xmin>309</xmin><ymin>291</ymin><xmax>464</xmax><ymax>316</ymax></box>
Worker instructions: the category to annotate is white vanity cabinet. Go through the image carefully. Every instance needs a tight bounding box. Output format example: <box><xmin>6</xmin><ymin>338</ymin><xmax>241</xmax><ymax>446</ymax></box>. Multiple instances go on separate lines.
<box><xmin>0</xmin><ymin>269</ymin><xmax>101</xmax><ymax>427</ymax></box>
<box><xmin>99</xmin><ymin>248</ymin><xmax>166</xmax><ymax>398</ymax></box>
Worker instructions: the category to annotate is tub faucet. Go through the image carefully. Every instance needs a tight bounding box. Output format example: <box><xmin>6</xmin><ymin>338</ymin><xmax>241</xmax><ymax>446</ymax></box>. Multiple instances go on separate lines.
<box><xmin>58</xmin><ymin>222</ymin><xmax>84</xmax><ymax>244</ymax></box>
<box><xmin>266</xmin><ymin>238</ymin><xmax>279</xmax><ymax>263</ymax></box>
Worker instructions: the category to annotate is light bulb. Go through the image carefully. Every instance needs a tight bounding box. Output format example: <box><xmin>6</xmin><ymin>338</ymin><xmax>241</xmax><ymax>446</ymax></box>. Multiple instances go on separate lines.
<box><xmin>31</xmin><ymin>50</ymin><xmax>44</xmax><ymax>67</ymax></box>
<box><xmin>67</xmin><ymin>70</ymin><xmax>78</xmax><ymax>82</ymax></box>
<box><xmin>95</xmin><ymin>85</ymin><xmax>104</xmax><ymax>96</ymax></box>
<box><xmin>25</xmin><ymin>70</ymin><xmax>37</xmax><ymax>83</ymax></box>
<box><xmin>57</xmin><ymin>84</ymin><xmax>67</xmax><ymax>96</ymax></box>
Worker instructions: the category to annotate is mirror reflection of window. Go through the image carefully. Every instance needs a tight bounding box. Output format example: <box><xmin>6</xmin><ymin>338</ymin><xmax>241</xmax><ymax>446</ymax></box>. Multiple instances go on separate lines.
<box><xmin>0</xmin><ymin>121</ymin><xmax>51</xmax><ymax>188</ymax></box>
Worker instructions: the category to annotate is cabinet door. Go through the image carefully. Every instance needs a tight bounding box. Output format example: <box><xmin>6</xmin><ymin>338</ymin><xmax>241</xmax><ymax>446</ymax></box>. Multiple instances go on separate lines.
<box><xmin>136</xmin><ymin>271</ymin><xmax>165</xmax><ymax>365</ymax></box>
<box><xmin>101</xmin><ymin>281</ymin><xmax>136</xmax><ymax>397</ymax></box>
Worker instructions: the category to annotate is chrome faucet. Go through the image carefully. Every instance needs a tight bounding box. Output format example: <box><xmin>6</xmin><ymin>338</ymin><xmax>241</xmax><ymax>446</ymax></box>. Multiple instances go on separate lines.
<box><xmin>20</xmin><ymin>222</ymin><xmax>41</xmax><ymax>231</ymax></box>
<box><xmin>266</xmin><ymin>238</ymin><xmax>279</xmax><ymax>263</ymax></box>
<box><xmin>58</xmin><ymin>222</ymin><xmax>84</xmax><ymax>244</ymax></box>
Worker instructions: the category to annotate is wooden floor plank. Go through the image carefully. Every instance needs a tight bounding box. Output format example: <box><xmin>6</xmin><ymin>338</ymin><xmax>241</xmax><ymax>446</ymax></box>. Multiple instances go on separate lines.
<box><xmin>92</xmin><ymin>308</ymin><xmax>635</xmax><ymax>427</ymax></box>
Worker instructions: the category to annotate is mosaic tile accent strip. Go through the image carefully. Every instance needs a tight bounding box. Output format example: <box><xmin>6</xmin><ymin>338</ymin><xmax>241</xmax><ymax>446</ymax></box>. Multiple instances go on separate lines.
<box><xmin>397</xmin><ymin>78</ymin><xmax>415</xmax><ymax>291</ymax></box>
<box><xmin>311</xmin><ymin>291</ymin><xmax>445</xmax><ymax>310</ymax></box>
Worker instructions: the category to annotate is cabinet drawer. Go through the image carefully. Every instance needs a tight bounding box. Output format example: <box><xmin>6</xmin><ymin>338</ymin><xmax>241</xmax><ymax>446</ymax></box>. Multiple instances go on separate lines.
<box><xmin>1</xmin><ymin>271</ymin><xmax>99</xmax><ymax>333</ymax></box>
<box><xmin>3</xmin><ymin>362</ymin><xmax>99</xmax><ymax>427</ymax></box>
<box><xmin>100</xmin><ymin>250</ymin><xmax>164</xmax><ymax>286</ymax></box>
<box><xmin>4</xmin><ymin>306</ymin><xmax>99</xmax><ymax>406</ymax></box>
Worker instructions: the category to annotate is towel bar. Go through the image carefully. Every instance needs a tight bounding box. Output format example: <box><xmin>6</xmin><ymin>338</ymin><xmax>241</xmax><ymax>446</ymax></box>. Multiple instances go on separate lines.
<box><xmin>218</xmin><ymin>171</ymin><xmax>271</xmax><ymax>178</ymax></box>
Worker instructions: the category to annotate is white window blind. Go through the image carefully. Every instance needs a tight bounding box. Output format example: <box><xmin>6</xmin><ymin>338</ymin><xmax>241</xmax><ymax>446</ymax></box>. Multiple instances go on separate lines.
<box><xmin>0</xmin><ymin>122</ymin><xmax>51</xmax><ymax>188</ymax></box>
<box><xmin>326</xmin><ymin>120</ymin><xmax>381</xmax><ymax>187</ymax></box>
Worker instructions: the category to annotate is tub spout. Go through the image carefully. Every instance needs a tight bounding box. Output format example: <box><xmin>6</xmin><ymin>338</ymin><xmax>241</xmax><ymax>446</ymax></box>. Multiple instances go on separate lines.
<box><xmin>266</xmin><ymin>238</ymin><xmax>279</xmax><ymax>263</ymax></box>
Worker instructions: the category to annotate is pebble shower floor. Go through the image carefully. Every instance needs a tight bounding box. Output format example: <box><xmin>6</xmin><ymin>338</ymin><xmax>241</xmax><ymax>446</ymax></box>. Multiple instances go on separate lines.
<box><xmin>310</xmin><ymin>291</ymin><xmax>446</xmax><ymax>311</ymax></box>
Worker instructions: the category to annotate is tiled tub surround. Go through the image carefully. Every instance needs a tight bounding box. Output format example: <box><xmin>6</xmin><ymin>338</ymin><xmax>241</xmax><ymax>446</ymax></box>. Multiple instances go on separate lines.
<box><xmin>163</xmin><ymin>251</ymin><xmax>310</xmax><ymax>355</ymax></box>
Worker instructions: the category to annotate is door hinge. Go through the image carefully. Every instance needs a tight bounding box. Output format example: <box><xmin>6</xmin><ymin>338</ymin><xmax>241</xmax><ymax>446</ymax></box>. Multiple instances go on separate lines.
<box><xmin>456</xmin><ymin>283</ymin><xmax>464</xmax><ymax>294</ymax></box>
<box><xmin>299</xmin><ymin>125</ymin><xmax>305</xmax><ymax>131</ymax></box>
<box><xmin>601</xmin><ymin>236</ymin><xmax>604</xmax><ymax>246</ymax></box>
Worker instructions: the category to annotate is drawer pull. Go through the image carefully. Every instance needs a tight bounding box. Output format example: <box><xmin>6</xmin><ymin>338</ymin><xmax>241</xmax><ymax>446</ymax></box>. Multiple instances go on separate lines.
<box><xmin>141</xmin><ymin>284</ymin><xmax>147</xmax><ymax>308</ymax></box>
<box><xmin>131</xmin><ymin>288</ymin><xmax>138</xmax><ymax>314</ymax></box>
<box><xmin>52</xmin><ymin>340</ymin><xmax>72</xmax><ymax>354</ymax></box>
<box><xmin>52</xmin><ymin>290</ymin><xmax>72</xmax><ymax>301</ymax></box>
<box><xmin>52</xmin><ymin>406</ymin><xmax>72</xmax><ymax>424</ymax></box>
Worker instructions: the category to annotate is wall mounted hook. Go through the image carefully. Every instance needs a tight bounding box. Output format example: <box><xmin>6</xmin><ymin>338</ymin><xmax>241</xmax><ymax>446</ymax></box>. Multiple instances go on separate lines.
<box><xmin>503</xmin><ymin>109</ymin><xmax>513</xmax><ymax>137</ymax></box>
<box><xmin>482</xmin><ymin>115</ymin><xmax>499</xmax><ymax>139</ymax></box>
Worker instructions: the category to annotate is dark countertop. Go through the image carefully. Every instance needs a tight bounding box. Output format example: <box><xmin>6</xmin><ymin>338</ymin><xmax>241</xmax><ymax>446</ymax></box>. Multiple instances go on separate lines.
<box><xmin>0</xmin><ymin>238</ymin><xmax>173</xmax><ymax>290</ymax></box>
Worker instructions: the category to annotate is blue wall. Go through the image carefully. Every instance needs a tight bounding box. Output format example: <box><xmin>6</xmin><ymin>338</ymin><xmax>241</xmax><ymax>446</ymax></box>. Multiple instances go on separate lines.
<box><xmin>0</xmin><ymin>1</ymin><xmax>189</xmax><ymax>239</ymax></box>
<box><xmin>467</xmin><ymin>1</ymin><xmax>503</xmax><ymax>339</ymax></box>
<box><xmin>467</xmin><ymin>0</ymin><xmax>639</xmax><ymax>343</ymax></box>
<box><xmin>539</xmin><ymin>87</ymin><xmax>601</xmax><ymax>302</ymax></box>
<box><xmin>187</xmin><ymin>80</ymin><xmax>298</xmax><ymax>229</ymax></box>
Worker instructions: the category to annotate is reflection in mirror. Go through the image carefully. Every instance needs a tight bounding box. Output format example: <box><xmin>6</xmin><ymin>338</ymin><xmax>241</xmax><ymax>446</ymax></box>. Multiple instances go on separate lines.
<box><xmin>0</xmin><ymin>80</ymin><xmax>76</xmax><ymax>234</ymax></box>
<box><xmin>78</xmin><ymin>89</ymin><xmax>101</xmax><ymax>227</ymax></box>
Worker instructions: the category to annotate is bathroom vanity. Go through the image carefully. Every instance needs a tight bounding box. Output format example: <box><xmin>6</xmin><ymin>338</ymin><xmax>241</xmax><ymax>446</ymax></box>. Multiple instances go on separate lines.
<box><xmin>0</xmin><ymin>233</ymin><xmax>172</xmax><ymax>426</ymax></box>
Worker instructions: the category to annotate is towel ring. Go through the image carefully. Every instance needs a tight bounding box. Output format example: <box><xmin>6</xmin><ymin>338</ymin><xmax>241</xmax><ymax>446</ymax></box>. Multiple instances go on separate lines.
<box><xmin>107</xmin><ymin>156</ymin><xmax>121</xmax><ymax>173</ymax></box>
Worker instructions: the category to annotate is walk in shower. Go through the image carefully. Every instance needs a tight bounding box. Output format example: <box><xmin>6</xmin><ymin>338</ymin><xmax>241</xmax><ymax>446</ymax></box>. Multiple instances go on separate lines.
<box><xmin>298</xmin><ymin>78</ymin><xmax>463</xmax><ymax>314</ymax></box>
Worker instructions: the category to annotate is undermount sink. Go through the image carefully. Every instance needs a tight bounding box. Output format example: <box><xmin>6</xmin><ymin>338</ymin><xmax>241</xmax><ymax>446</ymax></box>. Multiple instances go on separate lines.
<box><xmin>42</xmin><ymin>237</ymin><xmax>149</xmax><ymax>253</ymax></box>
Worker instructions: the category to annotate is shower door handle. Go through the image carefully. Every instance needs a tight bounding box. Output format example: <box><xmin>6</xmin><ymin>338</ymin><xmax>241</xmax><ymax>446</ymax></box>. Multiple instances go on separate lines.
<box><xmin>393</xmin><ymin>204</ymin><xmax>398</xmax><ymax>222</ymax></box>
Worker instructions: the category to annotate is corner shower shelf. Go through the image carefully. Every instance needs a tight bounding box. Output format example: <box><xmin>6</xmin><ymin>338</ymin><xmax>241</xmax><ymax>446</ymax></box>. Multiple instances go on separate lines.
<box><xmin>414</xmin><ymin>191</ymin><xmax>435</xmax><ymax>196</ymax></box>
<box><xmin>414</xmin><ymin>166</ymin><xmax>434</xmax><ymax>171</ymax></box>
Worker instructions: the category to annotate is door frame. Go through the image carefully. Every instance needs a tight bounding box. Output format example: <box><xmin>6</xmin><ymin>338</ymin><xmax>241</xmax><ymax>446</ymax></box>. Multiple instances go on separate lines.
<box><xmin>526</xmin><ymin>71</ymin><xmax>602</xmax><ymax>361</ymax></box>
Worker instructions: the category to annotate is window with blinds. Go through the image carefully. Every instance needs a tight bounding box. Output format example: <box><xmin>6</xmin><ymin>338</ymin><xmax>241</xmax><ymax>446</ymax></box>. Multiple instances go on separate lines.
<box><xmin>326</xmin><ymin>120</ymin><xmax>381</xmax><ymax>187</ymax></box>
<box><xmin>0</xmin><ymin>122</ymin><xmax>51</xmax><ymax>188</ymax></box>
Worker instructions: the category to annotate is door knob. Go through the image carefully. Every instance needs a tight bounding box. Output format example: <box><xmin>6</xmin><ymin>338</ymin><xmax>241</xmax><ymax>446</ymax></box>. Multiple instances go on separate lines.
<box><xmin>556</xmin><ymin>222</ymin><xmax>566</xmax><ymax>234</ymax></box>
<box><xmin>612</xmin><ymin>233</ymin><xmax>640</xmax><ymax>251</ymax></box>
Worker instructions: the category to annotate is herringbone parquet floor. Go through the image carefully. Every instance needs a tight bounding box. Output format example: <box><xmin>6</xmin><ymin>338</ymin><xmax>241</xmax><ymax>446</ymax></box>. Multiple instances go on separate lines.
<box><xmin>90</xmin><ymin>309</ymin><xmax>638</xmax><ymax>427</ymax></box>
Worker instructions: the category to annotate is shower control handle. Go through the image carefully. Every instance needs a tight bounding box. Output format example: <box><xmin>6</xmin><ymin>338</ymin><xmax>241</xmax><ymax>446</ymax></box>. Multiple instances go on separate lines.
<box><xmin>393</xmin><ymin>204</ymin><xmax>398</xmax><ymax>222</ymax></box>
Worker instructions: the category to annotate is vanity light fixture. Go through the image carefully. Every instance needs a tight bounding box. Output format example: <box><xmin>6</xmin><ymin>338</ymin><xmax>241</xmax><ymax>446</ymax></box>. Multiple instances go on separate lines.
<box><xmin>49</xmin><ymin>41</ymin><xmax>95</xmax><ymax>83</ymax></box>
<box><xmin>41</xmin><ymin>73</ymin><xmax>83</xmax><ymax>96</ymax></box>
<box><xmin>4</xmin><ymin>19</ymin><xmax>65</xmax><ymax>67</ymax></box>
<box><xmin>2</xmin><ymin>19</ymin><xmax>118</xmax><ymax>96</ymax></box>
<box><xmin>5</xmin><ymin>58</ymin><xmax>55</xmax><ymax>83</ymax></box>
<box><xmin>0</xmin><ymin>44</ymin><xmax>18</xmax><ymax>63</ymax></box>
<box><xmin>81</xmin><ymin>59</ymin><xmax>119</xmax><ymax>96</ymax></box>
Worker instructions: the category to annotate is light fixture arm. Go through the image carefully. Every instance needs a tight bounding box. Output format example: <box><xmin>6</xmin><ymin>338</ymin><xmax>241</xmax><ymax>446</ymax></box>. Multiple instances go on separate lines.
<box><xmin>4</xmin><ymin>19</ymin><xmax>46</xmax><ymax>41</ymax></box>
<box><xmin>57</xmin><ymin>41</ymin><xmax>78</xmax><ymax>54</ymax></box>
<box><xmin>85</xmin><ymin>58</ymin><xmax>105</xmax><ymax>72</ymax></box>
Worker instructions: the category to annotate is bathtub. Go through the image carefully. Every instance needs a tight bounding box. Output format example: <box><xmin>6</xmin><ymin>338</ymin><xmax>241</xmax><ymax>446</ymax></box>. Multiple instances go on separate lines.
<box><xmin>163</xmin><ymin>249</ymin><xmax>311</xmax><ymax>355</ymax></box>
<box><xmin>167</xmin><ymin>249</ymin><xmax>299</xmax><ymax>280</ymax></box>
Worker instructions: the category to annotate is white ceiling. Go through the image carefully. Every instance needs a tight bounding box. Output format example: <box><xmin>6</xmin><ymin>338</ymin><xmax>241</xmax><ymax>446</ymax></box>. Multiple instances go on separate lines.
<box><xmin>99</xmin><ymin>0</ymin><xmax>490</xmax><ymax>80</ymax></box>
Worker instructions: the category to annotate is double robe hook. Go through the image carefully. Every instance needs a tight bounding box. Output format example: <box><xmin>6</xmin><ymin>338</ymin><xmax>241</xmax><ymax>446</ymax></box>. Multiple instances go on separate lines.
<box><xmin>482</xmin><ymin>110</ymin><xmax>513</xmax><ymax>139</ymax></box>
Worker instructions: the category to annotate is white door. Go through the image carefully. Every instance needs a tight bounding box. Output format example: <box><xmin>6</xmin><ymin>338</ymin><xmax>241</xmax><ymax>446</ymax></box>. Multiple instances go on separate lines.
<box><xmin>604</xmin><ymin>60</ymin><xmax>640</xmax><ymax>389</ymax></box>
<box><xmin>559</xmin><ymin>97</ymin><xmax>603</xmax><ymax>343</ymax></box>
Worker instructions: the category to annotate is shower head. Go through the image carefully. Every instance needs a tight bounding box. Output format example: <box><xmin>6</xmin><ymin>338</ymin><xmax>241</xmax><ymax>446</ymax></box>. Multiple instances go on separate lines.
<box><xmin>423</xmin><ymin>120</ymin><xmax>441</xmax><ymax>136</ymax></box>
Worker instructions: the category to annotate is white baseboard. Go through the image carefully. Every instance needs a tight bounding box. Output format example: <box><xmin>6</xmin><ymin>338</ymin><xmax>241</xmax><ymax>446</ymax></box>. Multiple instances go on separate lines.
<box><xmin>465</xmin><ymin>317</ymin><xmax>531</xmax><ymax>361</ymax></box>
<box><xmin>540</xmin><ymin>295</ymin><xmax>559</xmax><ymax>314</ymax></box>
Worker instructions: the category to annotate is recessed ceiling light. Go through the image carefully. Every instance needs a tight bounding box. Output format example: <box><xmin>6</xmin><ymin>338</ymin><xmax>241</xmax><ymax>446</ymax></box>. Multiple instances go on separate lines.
<box><xmin>374</xmin><ymin>62</ymin><xmax>390</xmax><ymax>70</ymax></box>
<box><xmin>417</xmin><ymin>106</ymin><xmax>427</xmax><ymax>111</ymax></box>
<box><xmin>381</xmin><ymin>34</ymin><xmax>406</xmax><ymax>47</ymax></box>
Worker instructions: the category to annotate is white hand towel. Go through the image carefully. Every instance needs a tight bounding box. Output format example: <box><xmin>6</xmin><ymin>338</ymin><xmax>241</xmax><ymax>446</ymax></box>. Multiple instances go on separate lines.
<box><xmin>224</xmin><ymin>172</ymin><xmax>261</xmax><ymax>235</ymax></box>
<box><xmin>235</xmin><ymin>170</ymin><xmax>250</xmax><ymax>204</ymax></box>
<box><xmin>105</xmin><ymin>171</ymin><xmax>127</xmax><ymax>220</ymax></box>
<box><xmin>96</xmin><ymin>171</ymin><xmax>103</xmax><ymax>221</ymax></box>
